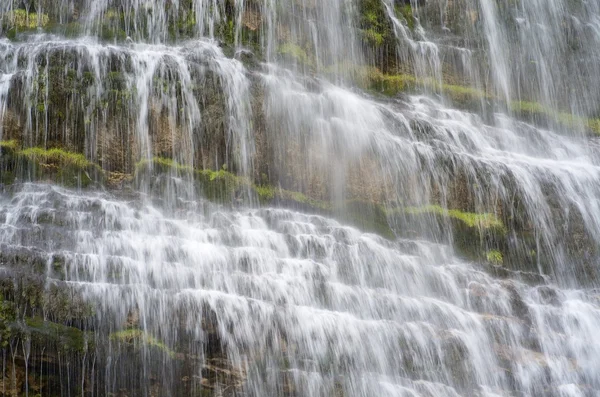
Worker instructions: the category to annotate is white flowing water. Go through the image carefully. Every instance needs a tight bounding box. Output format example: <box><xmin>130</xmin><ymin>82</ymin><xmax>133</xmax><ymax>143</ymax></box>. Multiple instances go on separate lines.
<box><xmin>1</xmin><ymin>0</ymin><xmax>600</xmax><ymax>396</ymax></box>
<box><xmin>1</xmin><ymin>183</ymin><xmax>599</xmax><ymax>396</ymax></box>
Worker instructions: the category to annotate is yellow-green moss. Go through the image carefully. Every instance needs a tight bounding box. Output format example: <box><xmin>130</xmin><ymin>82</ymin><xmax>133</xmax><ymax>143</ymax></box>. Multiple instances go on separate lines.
<box><xmin>2</xmin><ymin>146</ymin><xmax>104</xmax><ymax>187</ymax></box>
<box><xmin>19</xmin><ymin>147</ymin><xmax>93</xmax><ymax>169</ymax></box>
<box><xmin>23</xmin><ymin>317</ymin><xmax>87</xmax><ymax>352</ymax></box>
<box><xmin>110</xmin><ymin>329</ymin><xmax>175</xmax><ymax>357</ymax></box>
<box><xmin>255</xmin><ymin>185</ymin><xmax>276</xmax><ymax>202</ymax></box>
<box><xmin>0</xmin><ymin>140</ymin><xmax>19</xmax><ymax>151</ymax></box>
<box><xmin>257</xmin><ymin>183</ymin><xmax>332</xmax><ymax>211</ymax></box>
<box><xmin>405</xmin><ymin>205</ymin><xmax>504</xmax><ymax>231</ymax></box>
<box><xmin>278</xmin><ymin>43</ymin><xmax>311</xmax><ymax>66</ymax></box>
<box><xmin>278</xmin><ymin>190</ymin><xmax>332</xmax><ymax>211</ymax></box>
<box><xmin>370</xmin><ymin>68</ymin><xmax>600</xmax><ymax>136</ymax></box>
<box><xmin>358</xmin><ymin>0</ymin><xmax>393</xmax><ymax>49</ymax></box>
<box><xmin>361</xmin><ymin>29</ymin><xmax>385</xmax><ymax>46</ymax></box>
<box><xmin>4</xmin><ymin>9</ymin><xmax>50</xmax><ymax>30</ymax></box>
<box><xmin>137</xmin><ymin>157</ymin><xmax>332</xmax><ymax>210</ymax></box>
<box><xmin>486</xmin><ymin>250</ymin><xmax>503</xmax><ymax>265</ymax></box>
<box><xmin>587</xmin><ymin>119</ymin><xmax>600</xmax><ymax>134</ymax></box>
<box><xmin>511</xmin><ymin>101</ymin><xmax>600</xmax><ymax>135</ymax></box>
<box><xmin>369</xmin><ymin>69</ymin><xmax>600</xmax><ymax>135</ymax></box>
<box><xmin>370</xmin><ymin>70</ymin><xmax>490</xmax><ymax>105</ymax></box>
<box><xmin>343</xmin><ymin>200</ymin><xmax>395</xmax><ymax>239</ymax></box>
<box><xmin>396</xmin><ymin>4</ymin><xmax>414</xmax><ymax>30</ymax></box>
<box><xmin>136</xmin><ymin>156</ymin><xmax>194</xmax><ymax>174</ymax></box>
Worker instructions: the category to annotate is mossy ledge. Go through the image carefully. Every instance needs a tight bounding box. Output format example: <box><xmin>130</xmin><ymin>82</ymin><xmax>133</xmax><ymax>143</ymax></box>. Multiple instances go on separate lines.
<box><xmin>365</xmin><ymin>69</ymin><xmax>600</xmax><ymax>136</ymax></box>
<box><xmin>396</xmin><ymin>203</ymin><xmax>507</xmax><ymax>264</ymax></box>
<box><xmin>1</xmin><ymin>141</ymin><xmax>103</xmax><ymax>187</ymax></box>
<box><xmin>136</xmin><ymin>157</ymin><xmax>507</xmax><ymax>252</ymax></box>
<box><xmin>135</xmin><ymin>157</ymin><xmax>333</xmax><ymax>211</ymax></box>
<box><xmin>10</xmin><ymin>316</ymin><xmax>90</xmax><ymax>353</ymax></box>
<box><xmin>110</xmin><ymin>328</ymin><xmax>176</xmax><ymax>357</ymax></box>
<box><xmin>404</xmin><ymin>205</ymin><xmax>504</xmax><ymax>232</ymax></box>
<box><xmin>0</xmin><ymin>148</ymin><xmax>507</xmax><ymax>256</ymax></box>
<box><xmin>2</xmin><ymin>9</ymin><xmax>50</xmax><ymax>39</ymax></box>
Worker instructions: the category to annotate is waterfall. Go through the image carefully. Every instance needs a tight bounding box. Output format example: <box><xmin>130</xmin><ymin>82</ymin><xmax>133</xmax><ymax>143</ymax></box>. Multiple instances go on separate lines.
<box><xmin>1</xmin><ymin>0</ymin><xmax>600</xmax><ymax>396</ymax></box>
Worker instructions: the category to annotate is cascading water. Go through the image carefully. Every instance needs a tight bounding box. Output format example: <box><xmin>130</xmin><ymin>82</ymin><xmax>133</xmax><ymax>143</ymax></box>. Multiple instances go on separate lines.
<box><xmin>1</xmin><ymin>0</ymin><xmax>600</xmax><ymax>396</ymax></box>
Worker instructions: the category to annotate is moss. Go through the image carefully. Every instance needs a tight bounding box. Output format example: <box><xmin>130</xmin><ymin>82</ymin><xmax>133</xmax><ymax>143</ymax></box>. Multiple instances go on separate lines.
<box><xmin>139</xmin><ymin>157</ymin><xmax>385</xmax><ymax>225</ymax></box>
<box><xmin>365</xmin><ymin>66</ymin><xmax>600</xmax><ymax>135</ymax></box>
<box><xmin>20</xmin><ymin>147</ymin><xmax>93</xmax><ymax>169</ymax></box>
<box><xmin>510</xmin><ymin>100</ymin><xmax>546</xmax><ymax>115</ymax></box>
<box><xmin>2</xmin><ymin>147</ymin><xmax>103</xmax><ymax>187</ymax></box>
<box><xmin>358</xmin><ymin>0</ymin><xmax>393</xmax><ymax>49</ymax></box>
<box><xmin>396</xmin><ymin>4</ymin><xmax>415</xmax><ymax>30</ymax></box>
<box><xmin>369</xmin><ymin>69</ymin><xmax>490</xmax><ymax>105</ymax></box>
<box><xmin>136</xmin><ymin>157</ymin><xmax>245</xmax><ymax>201</ymax></box>
<box><xmin>511</xmin><ymin>101</ymin><xmax>600</xmax><ymax>135</ymax></box>
<box><xmin>99</xmin><ymin>24</ymin><xmax>127</xmax><ymax>42</ymax></box>
<box><xmin>361</xmin><ymin>29</ymin><xmax>385</xmax><ymax>47</ymax></box>
<box><xmin>343</xmin><ymin>200</ymin><xmax>395</xmax><ymax>239</ymax></box>
<box><xmin>110</xmin><ymin>329</ymin><xmax>176</xmax><ymax>357</ymax></box>
<box><xmin>136</xmin><ymin>157</ymin><xmax>333</xmax><ymax>209</ymax></box>
<box><xmin>0</xmin><ymin>139</ymin><xmax>19</xmax><ymax>152</ymax></box>
<box><xmin>0</xmin><ymin>297</ymin><xmax>15</xmax><ymax>348</ymax></box>
<box><xmin>63</xmin><ymin>22</ymin><xmax>83</xmax><ymax>37</ymax></box>
<box><xmin>3</xmin><ymin>9</ymin><xmax>50</xmax><ymax>30</ymax></box>
<box><xmin>136</xmin><ymin>158</ymin><xmax>400</xmax><ymax>238</ymax></box>
<box><xmin>277</xmin><ymin>190</ymin><xmax>332</xmax><ymax>211</ymax></box>
<box><xmin>255</xmin><ymin>185</ymin><xmax>276</xmax><ymax>202</ymax></box>
<box><xmin>19</xmin><ymin>317</ymin><xmax>87</xmax><ymax>352</ymax></box>
<box><xmin>136</xmin><ymin>156</ymin><xmax>194</xmax><ymax>174</ymax></box>
<box><xmin>367</xmin><ymin>68</ymin><xmax>600</xmax><ymax>134</ymax></box>
<box><xmin>373</xmin><ymin>73</ymin><xmax>414</xmax><ymax>95</ymax></box>
<box><xmin>107</xmin><ymin>71</ymin><xmax>127</xmax><ymax>90</ymax></box>
<box><xmin>486</xmin><ymin>250</ymin><xmax>503</xmax><ymax>265</ymax></box>
<box><xmin>0</xmin><ymin>140</ymin><xmax>19</xmax><ymax>184</ymax></box>
<box><xmin>278</xmin><ymin>43</ymin><xmax>312</xmax><ymax>66</ymax></box>
<box><xmin>587</xmin><ymin>119</ymin><xmax>600</xmax><ymax>134</ymax></box>
<box><xmin>405</xmin><ymin>205</ymin><xmax>505</xmax><ymax>231</ymax></box>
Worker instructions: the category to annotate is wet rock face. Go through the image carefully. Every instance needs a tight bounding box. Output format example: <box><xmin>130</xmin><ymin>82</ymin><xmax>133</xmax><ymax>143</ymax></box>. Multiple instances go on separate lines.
<box><xmin>0</xmin><ymin>184</ymin><xmax>599</xmax><ymax>396</ymax></box>
<box><xmin>1</xmin><ymin>0</ymin><xmax>600</xmax><ymax>395</ymax></box>
<box><xmin>1</xmin><ymin>0</ymin><xmax>599</xmax><ymax>283</ymax></box>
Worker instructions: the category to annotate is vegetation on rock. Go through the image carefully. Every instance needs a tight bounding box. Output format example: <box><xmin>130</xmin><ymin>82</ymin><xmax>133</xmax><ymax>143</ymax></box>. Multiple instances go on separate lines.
<box><xmin>110</xmin><ymin>328</ymin><xmax>176</xmax><ymax>357</ymax></box>
<box><xmin>405</xmin><ymin>204</ymin><xmax>504</xmax><ymax>231</ymax></box>
<box><xmin>3</xmin><ymin>9</ymin><xmax>49</xmax><ymax>30</ymax></box>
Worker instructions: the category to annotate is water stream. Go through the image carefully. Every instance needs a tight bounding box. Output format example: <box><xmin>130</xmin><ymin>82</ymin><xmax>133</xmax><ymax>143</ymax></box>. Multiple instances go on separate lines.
<box><xmin>1</xmin><ymin>0</ymin><xmax>600</xmax><ymax>396</ymax></box>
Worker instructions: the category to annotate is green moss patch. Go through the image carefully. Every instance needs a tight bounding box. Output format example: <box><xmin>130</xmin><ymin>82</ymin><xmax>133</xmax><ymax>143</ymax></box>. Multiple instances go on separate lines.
<box><xmin>358</xmin><ymin>0</ymin><xmax>394</xmax><ymax>48</ymax></box>
<box><xmin>0</xmin><ymin>140</ymin><xmax>20</xmax><ymax>184</ymax></box>
<box><xmin>361</xmin><ymin>29</ymin><xmax>385</xmax><ymax>47</ymax></box>
<box><xmin>368</xmin><ymin>69</ymin><xmax>491</xmax><ymax>106</ymax></box>
<box><xmin>343</xmin><ymin>200</ymin><xmax>395</xmax><ymax>239</ymax></box>
<box><xmin>20</xmin><ymin>147</ymin><xmax>93</xmax><ymax>169</ymax></box>
<box><xmin>366</xmin><ymin>69</ymin><xmax>600</xmax><ymax>136</ymax></box>
<box><xmin>511</xmin><ymin>101</ymin><xmax>600</xmax><ymax>135</ymax></box>
<box><xmin>19</xmin><ymin>147</ymin><xmax>102</xmax><ymax>187</ymax></box>
<box><xmin>405</xmin><ymin>204</ymin><xmax>504</xmax><ymax>231</ymax></box>
<box><xmin>110</xmin><ymin>329</ymin><xmax>175</xmax><ymax>357</ymax></box>
<box><xmin>486</xmin><ymin>250</ymin><xmax>503</xmax><ymax>265</ymax></box>
<box><xmin>13</xmin><ymin>317</ymin><xmax>88</xmax><ymax>352</ymax></box>
<box><xmin>3</xmin><ymin>9</ymin><xmax>50</xmax><ymax>30</ymax></box>
<box><xmin>396</xmin><ymin>4</ymin><xmax>415</xmax><ymax>30</ymax></box>
<box><xmin>0</xmin><ymin>139</ymin><xmax>19</xmax><ymax>152</ymax></box>
<box><xmin>278</xmin><ymin>43</ymin><xmax>312</xmax><ymax>66</ymax></box>
<box><xmin>136</xmin><ymin>158</ymin><xmax>512</xmax><ymax>243</ymax></box>
<box><xmin>0</xmin><ymin>143</ymin><xmax>103</xmax><ymax>187</ymax></box>
<box><xmin>136</xmin><ymin>157</ymin><xmax>333</xmax><ymax>211</ymax></box>
<box><xmin>404</xmin><ymin>204</ymin><xmax>508</xmax><ymax>264</ymax></box>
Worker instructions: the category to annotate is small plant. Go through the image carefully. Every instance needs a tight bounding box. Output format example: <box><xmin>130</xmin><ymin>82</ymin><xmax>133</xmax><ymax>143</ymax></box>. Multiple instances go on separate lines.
<box><xmin>486</xmin><ymin>250</ymin><xmax>503</xmax><ymax>265</ymax></box>
<box><xmin>405</xmin><ymin>205</ymin><xmax>504</xmax><ymax>230</ymax></box>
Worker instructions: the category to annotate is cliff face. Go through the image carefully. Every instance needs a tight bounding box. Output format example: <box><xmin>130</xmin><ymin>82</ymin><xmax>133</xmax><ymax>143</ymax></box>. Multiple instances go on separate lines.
<box><xmin>1</xmin><ymin>0</ymin><xmax>600</xmax><ymax>396</ymax></box>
